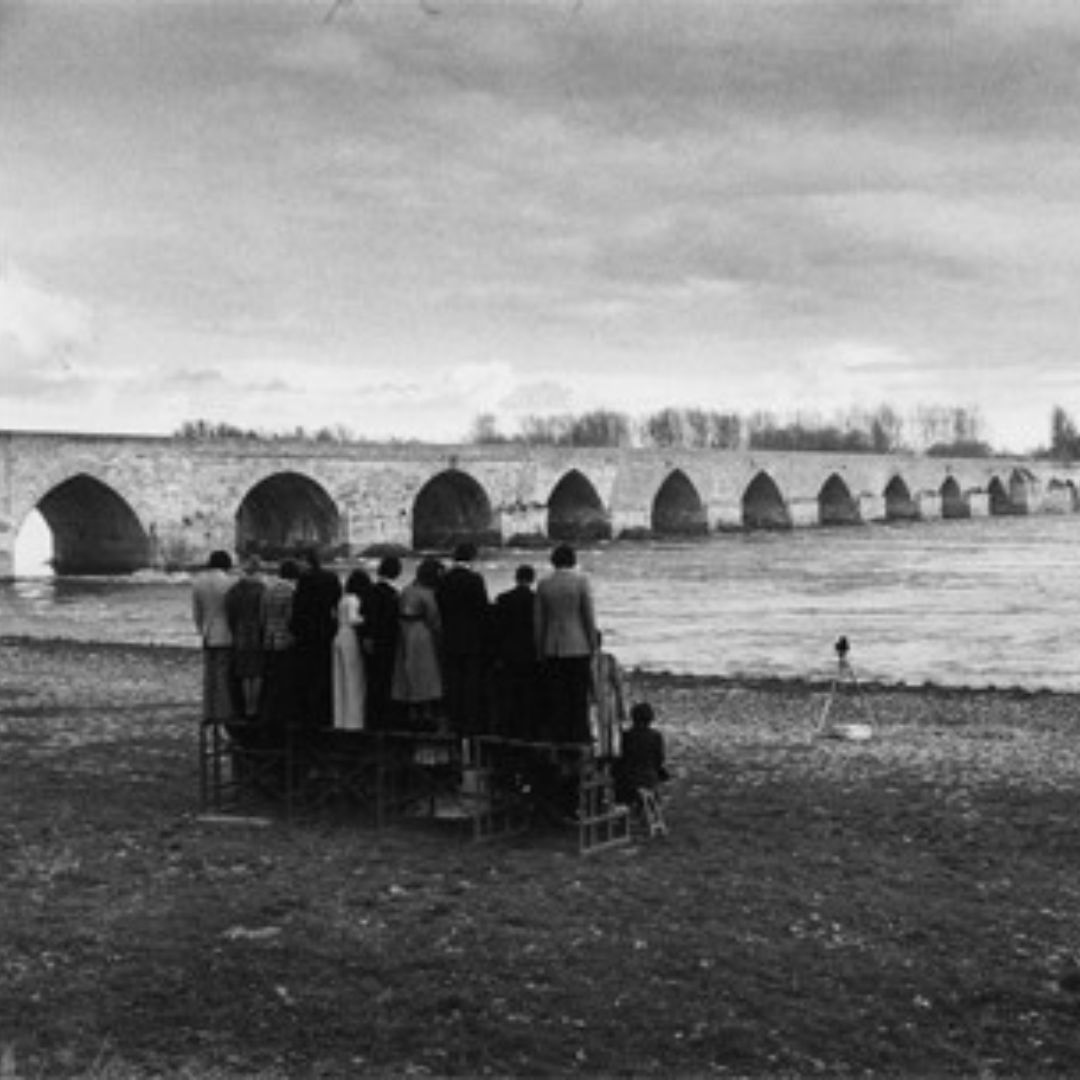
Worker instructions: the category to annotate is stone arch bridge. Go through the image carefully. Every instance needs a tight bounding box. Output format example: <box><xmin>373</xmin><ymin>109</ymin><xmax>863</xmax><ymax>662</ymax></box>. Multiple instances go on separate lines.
<box><xmin>1</xmin><ymin>430</ymin><xmax>1078</xmax><ymax>577</ymax></box>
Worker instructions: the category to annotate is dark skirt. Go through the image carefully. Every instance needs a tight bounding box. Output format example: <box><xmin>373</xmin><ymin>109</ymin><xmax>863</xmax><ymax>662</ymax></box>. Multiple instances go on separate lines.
<box><xmin>202</xmin><ymin>647</ymin><xmax>235</xmax><ymax>722</ymax></box>
<box><xmin>261</xmin><ymin>648</ymin><xmax>298</xmax><ymax>740</ymax></box>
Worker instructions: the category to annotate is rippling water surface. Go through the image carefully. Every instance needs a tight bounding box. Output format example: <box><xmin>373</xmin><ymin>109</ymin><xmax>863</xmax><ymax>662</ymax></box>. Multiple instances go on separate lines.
<box><xmin>3</xmin><ymin>515</ymin><xmax>1080</xmax><ymax>690</ymax></box>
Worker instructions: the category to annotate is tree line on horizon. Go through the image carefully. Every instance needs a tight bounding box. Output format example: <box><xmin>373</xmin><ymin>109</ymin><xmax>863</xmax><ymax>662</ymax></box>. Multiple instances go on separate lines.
<box><xmin>174</xmin><ymin>402</ymin><xmax>1080</xmax><ymax>459</ymax></box>
<box><xmin>173</xmin><ymin>420</ymin><xmax>404</xmax><ymax>445</ymax></box>
<box><xmin>468</xmin><ymin>404</ymin><xmax>994</xmax><ymax>457</ymax></box>
<box><xmin>1044</xmin><ymin>406</ymin><xmax>1080</xmax><ymax>462</ymax></box>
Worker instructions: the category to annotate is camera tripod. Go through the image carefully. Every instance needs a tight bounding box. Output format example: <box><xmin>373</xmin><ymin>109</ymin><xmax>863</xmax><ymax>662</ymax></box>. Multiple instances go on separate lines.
<box><xmin>816</xmin><ymin>637</ymin><xmax>873</xmax><ymax>740</ymax></box>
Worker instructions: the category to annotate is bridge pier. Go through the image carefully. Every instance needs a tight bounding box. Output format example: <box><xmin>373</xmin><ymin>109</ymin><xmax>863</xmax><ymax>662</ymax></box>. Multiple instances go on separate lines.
<box><xmin>968</xmin><ymin>492</ymin><xmax>991</xmax><ymax>518</ymax></box>
<box><xmin>788</xmin><ymin>499</ymin><xmax>820</xmax><ymax>528</ymax></box>
<box><xmin>500</xmin><ymin>504</ymin><xmax>547</xmax><ymax>547</ymax></box>
<box><xmin>709</xmin><ymin>499</ymin><xmax>744</xmax><ymax>532</ymax></box>
<box><xmin>916</xmin><ymin>492</ymin><xmax>943</xmax><ymax>521</ymax></box>
<box><xmin>1041</xmin><ymin>484</ymin><xmax>1075</xmax><ymax>514</ymax></box>
<box><xmin>202</xmin><ymin>523</ymin><xmax>239</xmax><ymax>563</ymax></box>
<box><xmin>611</xmin><ymin>507</ymin><xmax>651</xmax><ymax>538</ymax></box>
<box><xmin>347</xmin><ymin>509</ymin><xmax>411</xmax><ymax>555</ymax></box>
<box><xmin>857</xmin><ymin>494</ymin><xmax>885</xmax><ymax>522</ymax></box>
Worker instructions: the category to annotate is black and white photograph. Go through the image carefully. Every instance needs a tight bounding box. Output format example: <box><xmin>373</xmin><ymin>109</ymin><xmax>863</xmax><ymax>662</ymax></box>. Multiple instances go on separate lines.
<box><xmin>3</xmin><ymin>2</ymin><xmax>1080</xmax><ymax>1076</ymax></box>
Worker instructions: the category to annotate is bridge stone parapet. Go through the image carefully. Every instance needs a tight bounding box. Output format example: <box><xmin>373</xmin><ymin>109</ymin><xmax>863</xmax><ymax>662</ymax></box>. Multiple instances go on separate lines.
<box><xmin>2</xmin><ymin>430</ymin><xmax>1080</xmax><ymax>578</ymax></box>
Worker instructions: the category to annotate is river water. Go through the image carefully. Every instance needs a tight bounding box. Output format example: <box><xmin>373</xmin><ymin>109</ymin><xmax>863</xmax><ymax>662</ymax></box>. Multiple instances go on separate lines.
<box><xmin>3</xmin><ymin>515</ymin><xmax>1079</xmax><ymax>691</ymax></box>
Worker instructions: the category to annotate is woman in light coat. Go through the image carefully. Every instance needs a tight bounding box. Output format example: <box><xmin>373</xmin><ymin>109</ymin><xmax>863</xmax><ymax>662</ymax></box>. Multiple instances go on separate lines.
<box><xmin>391</xmin><ymin>557</ymin><xmax>444</xmax><ymax>730</ymax></box>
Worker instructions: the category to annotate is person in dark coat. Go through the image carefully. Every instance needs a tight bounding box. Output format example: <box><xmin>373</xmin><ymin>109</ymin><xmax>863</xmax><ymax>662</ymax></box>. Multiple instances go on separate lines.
<box><xmin>289</xmin><ymin>547</ymin><xmax>342</xmax><ymax>730</ymax></box>
<box><xmin>435</xmin><ymin>542</ymin><xmax>492</xmax><ymax>736</ymax></box>
<box><xmin>361</xmin><ymin>554</ymin><xmax>402</xmax><ymax>731</ymax></box>
<box><xmin>259</xmin><ymin>557</ymin><xmax>300</xmax><ymax>747</ymax></box>
<box><xmin>225</xmin><ymin>555</ymin><xmax>267</xmax><ymax>719</ymax></box>
<box><xmin>492</xmin><ymin>563</ymin><xmax>539</xmax><ymax>740</ymax></box>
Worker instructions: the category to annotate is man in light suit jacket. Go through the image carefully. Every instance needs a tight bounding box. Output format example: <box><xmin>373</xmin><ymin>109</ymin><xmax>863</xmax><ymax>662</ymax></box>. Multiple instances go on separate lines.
<box><xmin>191</xmin><ymin>549</ymin><xmax>237</xmax><ymax>724</ymax></box>
<box><xmin>534</xmin><ymin>543</ymin><xmax>597</xmax><ymax>743</ymax></box>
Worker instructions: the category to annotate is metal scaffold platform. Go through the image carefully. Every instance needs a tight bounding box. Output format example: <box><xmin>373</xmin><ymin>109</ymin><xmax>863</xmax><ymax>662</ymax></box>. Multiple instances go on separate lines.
<box><xmin>198</xmin><ymin>721</ymin><xmax>632</xmax><ymax>854</ymax></box>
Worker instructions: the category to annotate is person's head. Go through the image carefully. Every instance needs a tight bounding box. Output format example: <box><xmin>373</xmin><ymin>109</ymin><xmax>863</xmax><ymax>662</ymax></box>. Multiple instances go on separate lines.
<box><xmin>416</xmin><ymin>556</ymin><xmax>443</xmax><ymax>589</ymax></box>
<box><xmin>242</xmin><ymin>554</ymin><xmax>262</xmax><ymax>576</ymax></box>
<box><xmin>207</xmin><ymin>549</ymin><xmax>233</xmax><ymax>572</ymax></box>
<box><xmin>300</xmin><ymin>546</ymin><xmax>322</xmax><ymax>572</ymax></box>
<box><xmin>630</xmin><ymin>701</ymin><xmax>655</xmax><ymax>729</ymax></box>
<box><xmin>515</xmin><ymin>563</ymin><xmax>535</xmax><ymax>587</ymax></box>
<box><xmin>278</xmin><ymin>558</ymin><xmax>300</xmax><ymax>582</ymax></box>
<box><xmin>452</xmin><ymin>541</ymin><xmax>478</xmax><ymax>564</ymax></box>
<box><xmin>551</xmin><ymin>543</ymin><xmax>576</xmax><ymax>570</ymax></box>
<box><xmin>346</xmin><ymin>568</ymin><xmax>372</xmax><ymax>598</ymax></box>
<box><xmin>377</xmin><ymin>554</ymin><xmax>403</xmax><ymax>581</ymax></box>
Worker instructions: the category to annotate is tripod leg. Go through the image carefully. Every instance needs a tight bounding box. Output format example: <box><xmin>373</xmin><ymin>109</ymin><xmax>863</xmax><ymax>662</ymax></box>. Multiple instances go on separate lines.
<box><xmin>817</xmin><ymin>678</ymin><xmax>838</xmax><ymax>731</ymax></box>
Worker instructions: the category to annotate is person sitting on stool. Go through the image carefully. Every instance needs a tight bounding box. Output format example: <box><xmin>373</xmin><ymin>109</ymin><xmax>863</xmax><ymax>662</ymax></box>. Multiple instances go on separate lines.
<box><xmin>615</xmin><ymin>701</ymin><xmax>669</xmax><ymax>806</ymax></box>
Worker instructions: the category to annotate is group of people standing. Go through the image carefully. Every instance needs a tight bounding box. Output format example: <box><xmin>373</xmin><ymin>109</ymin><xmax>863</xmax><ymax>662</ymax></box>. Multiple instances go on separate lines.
<box><xmin>191</xmin><ymin>541</ymin><xmax>610</xmax><ymax>748</ymax></box>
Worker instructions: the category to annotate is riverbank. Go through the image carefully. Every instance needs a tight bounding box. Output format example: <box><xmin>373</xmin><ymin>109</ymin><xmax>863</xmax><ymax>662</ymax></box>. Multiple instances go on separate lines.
<box><xmin>2</xmin><ymin>638</ymin><xmax>1080</xmax><ymax>1078</ymax></box>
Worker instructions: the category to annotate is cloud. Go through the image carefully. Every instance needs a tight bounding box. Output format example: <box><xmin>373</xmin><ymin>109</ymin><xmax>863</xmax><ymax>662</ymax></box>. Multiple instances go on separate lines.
<box><xmin>497</xmin><ymin>379</ymin><xmax>574</xmax><ymax>414</ymax></box>
<box><xmin>270</xmin><ymin>23</ymin><xmax>397</xmax><ymax>84</ymax></box>
<box><xmin>4</xmin><ymin>1</ymin><xmax>1080</xmax><ymax>452</ymax></box>
<box><xmin>0</xmin><ymin>263</ymin><xmax>95</xmax><ymax>363</ymax></box>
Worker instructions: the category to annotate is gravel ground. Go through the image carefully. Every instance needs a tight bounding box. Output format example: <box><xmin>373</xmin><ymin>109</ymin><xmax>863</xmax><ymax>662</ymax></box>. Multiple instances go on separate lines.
<box><xmin>3</xmin><ymin>638</ymin><xmax>1080</xmax><ymax>1078</ymax></box>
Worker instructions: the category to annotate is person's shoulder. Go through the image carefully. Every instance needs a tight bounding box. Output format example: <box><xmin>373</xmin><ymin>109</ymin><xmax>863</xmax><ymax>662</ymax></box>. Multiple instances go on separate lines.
<box><xmin>370</xmin><ymin>581</ymin><xmax>396</xmax><ymax>606</ymax></box>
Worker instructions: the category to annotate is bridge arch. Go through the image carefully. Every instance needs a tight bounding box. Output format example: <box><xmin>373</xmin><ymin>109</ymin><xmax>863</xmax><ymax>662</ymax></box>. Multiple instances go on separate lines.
<box><xmin>650</xmin><ymin>470</ymin><xmax>707</xmax><ymax>536</ymax></box>
<box><xmin>412</xmin><ymin>469</ymin><xmax>497</xmax><ymax>552</ymax></box>
<box><xmin>988</xmin><ymin>476</ymin><xmax>1011</xmax><ymax>515</ymax></box>
<box><xmin>884</xmin><ymin>475</ymin><xmax>918</xmax><ymax>521</ymax></box>
<box><xmin>818</xmin><ymin>474</ymin><xmax>861</xmax><ymax>526</ymax></box>
<box><xmin>547</xmin><ymin>469</ymin><xmax>612</xmax><ymax>542</ymax></box>
<box><xmin>742</xmin><ymin>471</ymin><xmax>791</xmax><ymax>529</ymax></box>
<box><xmin>235</xmin><ymin>472</ymin><xmax>341</xmax><ymax>558</ymax></box>
<box><xmin>940</xmin><ymin>476</ymin><xmax>969</xmax><ymax>519</ymax></box>
<box><xmin>35</xmin><ymin>473</ymin><xmax>151</xmax><ymax>575</ymax></box>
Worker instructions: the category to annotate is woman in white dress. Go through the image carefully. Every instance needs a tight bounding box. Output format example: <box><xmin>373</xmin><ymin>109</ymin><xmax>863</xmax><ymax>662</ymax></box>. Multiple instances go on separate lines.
<box><xmin>333</xmin><ymin>568</ymin><xmax>371</xmax><ymax>730</ymax></box>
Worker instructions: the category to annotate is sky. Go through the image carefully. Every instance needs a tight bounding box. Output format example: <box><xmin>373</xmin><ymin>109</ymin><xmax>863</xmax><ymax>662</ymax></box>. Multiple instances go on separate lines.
<box><xmin>3</xmin><ymin>0</ymin><xmax>1080</xmax><ymax>452</ymax></box>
